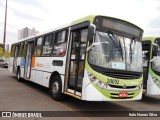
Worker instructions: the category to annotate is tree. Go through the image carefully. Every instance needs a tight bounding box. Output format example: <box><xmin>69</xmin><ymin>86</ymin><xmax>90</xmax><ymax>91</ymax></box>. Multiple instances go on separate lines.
<box><xmin>0</xmin><ymin>43</ymin><xmax>3</xmax><ymax>48</ymax></box>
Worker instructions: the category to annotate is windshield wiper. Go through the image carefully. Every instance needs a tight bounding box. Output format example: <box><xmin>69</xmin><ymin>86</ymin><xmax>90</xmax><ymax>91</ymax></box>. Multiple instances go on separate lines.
<box><xmin>130</xmin><ymin>40</ymin><xmax>132</xmax><ymax>64</ymax></box>
<box><xmin>130</xmin><ymin>39</ymin><xmax>136</xmax><ymax>64</ymax></box>
<box><xmin>119</xmin><ymin>40</ymin><xmax>124</xmax><ymax>61</ymax></box>
<box><xmin>108</xmin><ymin>31</ymin><xmax>123</xmax><ymax>60</ymax></box>
<box><xmin>108</xmin><ymin>31</ymin><xmax>119</xmax><ymax>48</ymax></box>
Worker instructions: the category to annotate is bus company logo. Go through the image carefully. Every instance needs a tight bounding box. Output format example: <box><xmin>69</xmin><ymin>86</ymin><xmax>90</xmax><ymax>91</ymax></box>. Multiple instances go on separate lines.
<box><xmin>123</xmin><ymin>84</ymin><xmax>127</xmax><ymax>89</ymax></box>
<box><xmin>36</xmin><ymin>63</ymin><xmax>44</xmax><ymax>67</ymax></box>
<box><xmin>2</xmin><ymin>112</ymin><xmax>11</xmax><ymax>117</ymax></box>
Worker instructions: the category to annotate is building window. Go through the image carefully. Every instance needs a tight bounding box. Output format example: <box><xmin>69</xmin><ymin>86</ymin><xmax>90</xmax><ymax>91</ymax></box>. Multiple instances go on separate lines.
<box><xmin>34</xmin><ymin>37</ymin><xmax>42</xmax><ymax>56</ymax></box>
<box><xmin>42</xmin><ymin>34</ymin><xmax>53</xmax><ymax>55</ymax></box>
<box><xmin>52</xmin><ymin>30</ymin><xmax>67</xmax><ymax>56</ymax></box>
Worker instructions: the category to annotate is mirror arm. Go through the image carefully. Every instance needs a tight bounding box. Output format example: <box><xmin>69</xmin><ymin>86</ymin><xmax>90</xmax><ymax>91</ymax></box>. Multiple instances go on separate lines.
<box><xmin>90</xmin><ymin>23</ymin><xmax>96</xmax><ymax>33</ymax></box>
<box><xmin>90</xmin><ymin>23</ymin><xmax>96</xmax><ymax>42</ymax></box>
<box><xmin>150</xmin><ymin>57</ymin><xmax>158</xmax><ymax>62</ymax></box>
<box><xmin>87</xmin><ymin>44</ymin><xmax>94</xmax><ymax>52</ymax></box>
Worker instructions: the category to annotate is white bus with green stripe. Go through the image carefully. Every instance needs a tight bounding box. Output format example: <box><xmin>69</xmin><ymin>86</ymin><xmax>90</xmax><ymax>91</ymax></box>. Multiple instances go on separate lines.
<box><xmin>9</xmin><ymin>15</ymin><xmax>143</xmax><ymax>101</ymax></box>
<box><xmin>142</xmin><ymin>37</ymin><xmax>160</xmax><ymax>95</ymax></box>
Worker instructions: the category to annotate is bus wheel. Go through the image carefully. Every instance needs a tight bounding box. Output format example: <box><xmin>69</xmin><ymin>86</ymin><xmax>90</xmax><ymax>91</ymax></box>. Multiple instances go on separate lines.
<box><xmin>17</xmin><ymin>69</ymin><xmax>23</xmax><ymax>82</ymax></box>
<box><xmin>49</xmin><ymin>76</ymin><xmax>64</xmax><ymax>101</ymax></box>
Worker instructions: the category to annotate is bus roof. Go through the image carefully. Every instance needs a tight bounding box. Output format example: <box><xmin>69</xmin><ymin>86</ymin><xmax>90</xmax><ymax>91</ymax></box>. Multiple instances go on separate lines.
<box><xmin>13</xmin><ymin>15</ymin><xmax>142</xmax><ymax>45</ymax></box>
<box><xmin>143</xmin><ymin>37</ymin><xmax>160</xmax><ymax>42</ymax></box>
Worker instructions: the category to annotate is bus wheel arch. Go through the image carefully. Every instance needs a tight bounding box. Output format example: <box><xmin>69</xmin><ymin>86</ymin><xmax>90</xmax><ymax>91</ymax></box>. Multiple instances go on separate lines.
<box><xmin>49</xmin><ymin>72</ymin><xmax>64</xmax><ymax>101</ymax></box>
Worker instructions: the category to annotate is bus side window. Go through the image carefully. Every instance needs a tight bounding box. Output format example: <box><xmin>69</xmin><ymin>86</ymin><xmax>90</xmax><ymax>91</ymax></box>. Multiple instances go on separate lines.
<box><xmin>10</xmin><ymin>45</ymin><xmax>15</xmax><ymax>57</ymax></box>
<box><xmin>34</xmin><ymin>37</ymin><xmax>43</xmax><ymax>56</ymax></box>
<box><xmin>15</xmin><ymin>45</ymin><xmax>20</xmax><ymax>58</ymax></box>
<box><xmin>42</xmin><ymin>34</ymin><xmax>53</xmax><ymax>56</ymax></box>
<box><xmin>21</xmin><ymin>43</ymin><xmax>26</xmax><ymax>57</ymax></box>
<box><xmin>52</xmin><ymin>30</ymin><xmax>68</xmax><ymax>56</ymax></box>
<box><xmin>80</xmin><ymin>29</ymin><xmax>88</xmax><ymax>60</ymax></box>
<box><xmin>18</xmin><ymin>43</ymin><xmax>24</xmax><ymax>57</ymax></box>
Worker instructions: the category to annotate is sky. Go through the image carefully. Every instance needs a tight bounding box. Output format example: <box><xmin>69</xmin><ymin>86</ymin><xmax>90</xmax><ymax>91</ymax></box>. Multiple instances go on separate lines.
<box><xmin>0</xmin><ymin>0</ymin><xmax>160</xmax><ymax>45</ymax></box>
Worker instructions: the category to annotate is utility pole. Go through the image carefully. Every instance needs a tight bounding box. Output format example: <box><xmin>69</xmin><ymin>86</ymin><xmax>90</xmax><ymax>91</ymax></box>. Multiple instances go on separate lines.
<box><xmin>2</xmin><ymin>0</ymin><xmax>8</xmax><ymax>58</ymax></box>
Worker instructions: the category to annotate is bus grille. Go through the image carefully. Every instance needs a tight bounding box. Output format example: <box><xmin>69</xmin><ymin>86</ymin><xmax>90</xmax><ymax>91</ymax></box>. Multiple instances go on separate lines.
<box><xmin>110</xmin><ymin>96</ymin><xmax>133</xmax><ymax>99</ymax></box>
<box><xmin>103</xmin><ymin>72</ymin><xmax>141</xmax><ymax>79</ymax></box>
<box><xmin>110</xmin><ymin>93</ymin><xmax>134</xmax><ymax>99</ymax></box>
<box><xmin>108</xmin><ymin>84</ymin><xmax>137</xmax><ymax>89</ymax></box>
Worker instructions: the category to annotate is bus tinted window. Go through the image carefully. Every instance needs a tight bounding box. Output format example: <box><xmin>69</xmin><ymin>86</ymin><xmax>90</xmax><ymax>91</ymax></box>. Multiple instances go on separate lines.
<box><xmin>18</xmin><ymin>43</ymin><xmax>24</xmax><ymax>57</ymax></box>
<box><xmin>34</xmin><ymin>37</ymin><xmax>42</xmax><ymax>56</ymax></box>
<box><xmin>55</xmin><ymin>31</ymin><xmax>66</xmax><ymax>43</ymax></box>
<box><xmin>44</xmin><ymin>34</ymin><xmax>53</xmax><ymax>45</ymax></box>
<box><xmin>42</xmin><ymin>34</ymin><xmax>53</xmax><ymax>55</ymax></box>
<box><xmin>10</xmin><ymin>45</ymin><xmax>15</xmax><ymax>57</ymax></box>
<box><xmin>52</xmin><ymin>30</ymin><xmax>67</xmax><ymax>56</ymax></box>
<box><xmin>22</xmin><ymin>43</ymin><xmax>27</xmax><ymax>57</ymax></box>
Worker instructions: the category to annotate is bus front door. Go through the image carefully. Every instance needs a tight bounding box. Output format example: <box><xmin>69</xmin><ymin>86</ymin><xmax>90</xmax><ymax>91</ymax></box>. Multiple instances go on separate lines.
<box><xmin>24</xmin><ymin>42</ymin><xmax>34</xmax><ymax>79</ymax></box>
<box><xmin>65</xmin><ymin>28</ymin><xmax>88</xmax><ymax>97</ymax></box>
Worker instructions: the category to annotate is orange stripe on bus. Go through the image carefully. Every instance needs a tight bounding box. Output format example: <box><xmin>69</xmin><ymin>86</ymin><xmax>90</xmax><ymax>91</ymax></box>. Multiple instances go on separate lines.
<box><xmin>31</xmin><ymin>57</ymin><xmax>35</xmax><ymax>68</ymax></box>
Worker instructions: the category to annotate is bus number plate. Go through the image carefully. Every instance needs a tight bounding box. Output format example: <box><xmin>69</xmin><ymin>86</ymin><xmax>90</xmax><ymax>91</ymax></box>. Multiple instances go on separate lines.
<box><xmin>119</xmin><ymin>92</ymin><xmax>128</xmax><ymax>98</ymax></box>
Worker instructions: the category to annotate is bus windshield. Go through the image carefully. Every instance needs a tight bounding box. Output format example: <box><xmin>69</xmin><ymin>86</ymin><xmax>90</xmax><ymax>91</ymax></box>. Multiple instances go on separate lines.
<box><xmin>88</xmin><ymin>31</ymin><xmax>142</xmax><ymax>72</ymax></box>
<box><xmin>152</xmin><ymin>43</ymin><xmax>160</xmax><ymax>72</ymax></box>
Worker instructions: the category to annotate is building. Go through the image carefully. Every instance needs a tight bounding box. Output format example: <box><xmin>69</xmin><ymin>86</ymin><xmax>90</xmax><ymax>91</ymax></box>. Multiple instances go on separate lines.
<box><xmin>18</xmin><ymin>27</ymin><xmax>39</xmax><ymax>40</ymax></box>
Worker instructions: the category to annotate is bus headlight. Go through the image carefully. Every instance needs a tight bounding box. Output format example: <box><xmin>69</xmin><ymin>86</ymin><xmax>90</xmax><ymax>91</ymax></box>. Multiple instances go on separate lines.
<box><xmin>152</xmin><ymin>76</ymin><xmax>160</xmax><ymax>85</ymax></box>
<box><xmin>136</xmin><ymin>84</ymin><xmax>143</xmax><ymax>90</ymax></box>
<box><xmin>88</xmin><ymin>72</ymin><xmax>108</xmax><ymax>89</ymax></box>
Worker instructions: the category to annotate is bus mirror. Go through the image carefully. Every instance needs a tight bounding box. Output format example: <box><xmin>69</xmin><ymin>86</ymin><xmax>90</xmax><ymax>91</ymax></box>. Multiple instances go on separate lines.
<box><xmin>88</xmin><ymin>24</ymin><xmax>96</xmax><ymax>43</ymax></box>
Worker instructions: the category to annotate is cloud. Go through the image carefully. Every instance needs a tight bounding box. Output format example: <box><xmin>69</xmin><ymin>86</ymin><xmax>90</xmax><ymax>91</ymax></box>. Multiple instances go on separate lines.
<box><xmin>1</xmin><ymin>0</ymin><xmax>160</xmax><ymax>45</ymax></box>
<box><xmin>5</xmin><ymin>30</ymin><xmax>17</xmax><ymax>44</ymax></box>
<box><xmin>11</xmin><ymin>0</ymin><xmax>47</xmax><ymax>11</ymax></box>
<box><xmin>12</xmin><ymin>9</ymin><xmax>43</xmax><ymax>22</ymax></box>
<box><xmin>147</xmin><ymin>16</ymin><xmax>160</xmax><ymax>29</ymax></box>
<box><xmin>0</xmin><ymin>0</ymin><xmax>4</xmax><ymax>7</ymax></box>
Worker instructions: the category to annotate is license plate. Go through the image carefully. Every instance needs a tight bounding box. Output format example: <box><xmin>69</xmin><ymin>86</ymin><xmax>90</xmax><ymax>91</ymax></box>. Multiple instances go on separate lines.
<box><xmin>119</xmin><ymin>92</ymin><xmax>128</xmax><ymax>97</ymax></box>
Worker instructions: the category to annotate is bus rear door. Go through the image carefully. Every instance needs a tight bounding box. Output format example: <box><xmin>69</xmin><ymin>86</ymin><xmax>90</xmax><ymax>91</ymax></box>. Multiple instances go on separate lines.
<box><xmin>24</xmin><ymin>41</ymin><xmax>34</xmax><ymax>79</ymax></box>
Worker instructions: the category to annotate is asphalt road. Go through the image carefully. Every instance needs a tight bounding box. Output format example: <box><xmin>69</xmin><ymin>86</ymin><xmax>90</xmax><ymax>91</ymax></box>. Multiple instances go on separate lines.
<box><xmin>0</xmin><ymin>67</ymin><xmax>160</xmax><ymax>120</ymax></box>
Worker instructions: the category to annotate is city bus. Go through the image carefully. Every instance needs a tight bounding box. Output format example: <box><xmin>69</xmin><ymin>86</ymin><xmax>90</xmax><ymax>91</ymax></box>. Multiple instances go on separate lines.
<box><xmin>142</xmin><ymin>37</ymin><xmax>160</xmax><ymax>95</ymax></box>
<box><xmin>9</xmin><ymin>15</ymin><xmax>144</xmax><ymax>101</ymax></box>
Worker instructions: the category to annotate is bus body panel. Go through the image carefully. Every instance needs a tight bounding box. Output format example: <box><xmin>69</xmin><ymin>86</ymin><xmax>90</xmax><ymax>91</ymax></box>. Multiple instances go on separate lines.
<box><xmin>82</xmin><ymin>69</ymin><xmax>143</xmax><ymax>101</ymax></box>
<box><xmin>30</xmin><ymin>69</ymin><xmax>36</xmax><ymax>82</ymax></box>
<box><xmin>29</xmin><ymin>56</ymin><xmax>67</xmax><ymax>87</ymax></box>
<box><xmin>17</xmin><ymin>57</ymin><xmax>21</xmax><ymax>67</ymax></box>
<box><xmin>8</xmin><ymin>57</ymin><xmax>14</xmax><ymax>73</ymax></box>
<box><xmin>81</xmin><ymin>60</ymin><xmax>143</xmax><ymax>101</ymax></box>
<box><xmin>81</xmin><ymin>70</ymin><xmax>104</xmax><ymax>101</ymax></box>
<box><xmin>147</xmin><ymin>74</ymin><xmax>160</xmax><ymax>95</ymax></box>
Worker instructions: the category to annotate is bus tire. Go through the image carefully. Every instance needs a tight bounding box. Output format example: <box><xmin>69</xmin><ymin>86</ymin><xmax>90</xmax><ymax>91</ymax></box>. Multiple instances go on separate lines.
<box><xmin>17</xmin><ymin>68</ymin><xmax>23</xmax><ymax>82</ymax></box>
<box><xmin>49</xmin><ymin>75</ymin><xmax>64</xmax><ymax>101</ymax></box>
